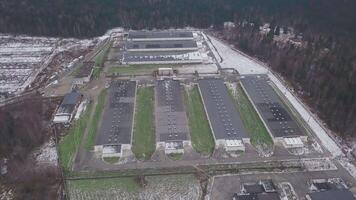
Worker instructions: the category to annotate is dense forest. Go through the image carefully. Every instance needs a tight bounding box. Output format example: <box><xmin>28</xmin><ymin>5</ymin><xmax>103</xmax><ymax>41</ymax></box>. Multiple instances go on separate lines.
<box><xmin>1</xmin><ymin>0</ymin><xmax>355</xmax><ymax>38</ymax></box>
<box><xmin>0</xmin><ymin>0</ymin><xmax>355</xmax><ymax>137</ymax></box>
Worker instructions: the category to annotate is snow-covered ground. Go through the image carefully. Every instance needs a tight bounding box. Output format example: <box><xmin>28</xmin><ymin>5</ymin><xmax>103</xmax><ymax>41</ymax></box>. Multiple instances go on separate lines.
<box><xmin>207</xmin><ymin>35</ymin><xmax>268</xmax><ymax>74</ymax></box>
<box><xmin>34</xmin><ymin>138</ymin><xmax>58</xmax><ymax>166</ymax></box>
<box><xmin>0</xmin><ymin>34</ymin><xmax>97</xmax><ymax>95</ymax></box>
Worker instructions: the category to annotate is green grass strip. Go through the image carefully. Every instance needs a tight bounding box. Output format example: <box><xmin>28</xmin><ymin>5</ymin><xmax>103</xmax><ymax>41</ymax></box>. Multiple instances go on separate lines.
<box><xmin>132</xmin><ymin>86</ymin><xmax>156</xmax><ymax>160</ymax></box>
<box><xmin>85</xmin><ymin>89</ymin><xmax>107</xmax><ymax>150</ymax></box>
<box><xmin>232</xmin><ymin>84</ymin><xmax>273</xmax><ymax>146</ymax></box>
<box><xmin>59</xmin><ymin>102</ymin><xmax>93</xmax><ymax>172</ymax></box>
<box><xmin>184</xmin><ymin>86</ymin><xmax>215</xmax><ymax>155</ymax></box>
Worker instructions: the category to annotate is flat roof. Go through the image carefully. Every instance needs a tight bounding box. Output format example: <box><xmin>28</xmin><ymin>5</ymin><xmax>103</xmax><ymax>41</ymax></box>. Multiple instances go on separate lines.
<box><xmin>128</xmin><ymin>31</ymin><xmax>193</xmax><ymax>39</ymax></box>
<box><xmin>95</xmin><ymin>80</ymin><xmax>136</xmax><ymax>146</ymax></box>
<box><xmin>126</xmin><ymin>40</ymin><xmax>197</xmax><ymax>50</ymax></box>
<box><xmin>57</xmin><ymin>90</ymin><xmax>81</xmax><ymax>114</ymax></box>
<box><xmin>240</xmin><ymin>75</ymin><xmax>304</xmax><ymax>138</ymax></box>
<box><xmin>122</xmin><ymin>50</ymin><xmax>200</xmax><ymax>62</ymax></box>
<box><xmin>308</xmin><ymin>190</ymin><xmax>356</xmax><ymax>200</ymax></box>
<box><xmin>233</xmin><ymin>193</ymin><xmax>281</xmax><ymax>200</ymax></box>
<box><xmin>198</xmin><ymin>78</ymin><xmax>249</xmax><ymax>140</ymax></box>
<box><xmin>155</xmin><ymin>79</ymin><xmax>189</xmax><ymax>142</ymax></box>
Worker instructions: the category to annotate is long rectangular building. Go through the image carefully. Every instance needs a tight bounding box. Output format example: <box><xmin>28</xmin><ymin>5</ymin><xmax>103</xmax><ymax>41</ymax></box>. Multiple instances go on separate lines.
<box><xmin>155</xmin><ymin>78</ymin><xmax>190</xmax><ymax>154</ymax></box>
<box><xmin>122</xmin><ymin>51</ymin><xmax>203</xmax><ymax>65</ymax></box>
<box><xmin>94</xmin><ymin>80</ymin><xmax>136</xmax><ymax>158</ymax></box>
<box><xmin>126</xmin><ymin>40</ymin><xmax>198</xmax><ymax>52</ymax></box>
<box><xmin>240</xmin><ymin>75</ymin><xmax>306</xmax><ymax>148</ymax></box>
<box><xmin>128</xmin><ymin>30</ymin><xmax>194</xmax><ymax>41</ymax></box>
<box><xmin>198</xmin><ymin>77</ymin><xmax>249</xmax><ymax>151</ymax></box>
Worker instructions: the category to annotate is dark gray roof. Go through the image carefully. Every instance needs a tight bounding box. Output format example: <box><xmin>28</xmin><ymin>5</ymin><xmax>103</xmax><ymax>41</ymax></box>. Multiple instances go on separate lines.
<box><xmin>240</xmin><ymin>75</ymin><xmax>304</xmax><ymax>138</ymax></box>
<box><xmin>198</xmin><ymin>78</ymin><xmax>249</xmax><ymax>140</ymax></box>
<box><xmin>57</xmin><ymin>91</ymin><xmax>81</xmax><ymax>114</ymax></box>
<box><xmin>95</xmin><ymin>80</ymin><xmax>136</xmax><ymax>146</ymax></box>
<box><xmin>128</xmin><ymin>31</ymin><xmax>193</xmax><ymax>39</ymax></box>
<box><xmin>62</xmin><ymin>90</ymin><xmax>81</xmax><ymax>105</ymax></box>
<box><xmin>244</xmin><ymin>184</ymin><xmax>265</xmax><ymax>194</ymax></box>
<box><xmin>126</xmin><ymin>40</ymin><xmax>197</xmax><ymax>50</ymax></box>
<box><xmin>122</xmin><ymin>50</ymin><xmax>199</xmax><ymax>62</ymax></box>
<box><xmin>155</xmin><ymin>79</ymin><xmax>189</xmax><ymax>142</ymax></box>
<box><xmin>308</xmin><ymin>190</ymin><xmax>356</xmax><ymax>200</ymax></box>
<box><xmin>233</xmin><ymin>193</ymin><xmax>280</xmax><ymax>200</ymax></box>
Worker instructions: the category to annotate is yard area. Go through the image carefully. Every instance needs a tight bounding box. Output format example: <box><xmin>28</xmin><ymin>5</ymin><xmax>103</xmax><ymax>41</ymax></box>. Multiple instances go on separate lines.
<box><xmin>231</xmin><ymin>84</ymin><xmax>273</xmax><ymax>147</ymax></box>
<box><xmin>59</xmin><ymin>102</ymin><xmax>93</xmax><ymax>171</ymax></box>
<box><xmin>184</xmin><ymin>86</ymin><xmax>215</xmax><ymax>155</ymax></box>
<box><xmin>131</xmin><ymin>86</ymin><xmax>156</xmax><ymax>160</ymax></box>
<box><xmin>85</xmin><ymin>89</ymin><xmax>108</xmax><ymax>150</ymax></box>
<box><xmin>67</xmin><ymin>175</ymin><xmax>201</xmax><ymax>200</ymax></box>
<box><xmin>108</xmin><ymin>64</ymin><xmax>180</xmax><ymax>75</ymax></box>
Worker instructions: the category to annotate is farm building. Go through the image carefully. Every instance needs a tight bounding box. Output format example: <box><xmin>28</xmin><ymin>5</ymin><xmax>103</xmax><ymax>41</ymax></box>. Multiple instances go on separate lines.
<box><xmin>240</xmin><ymin>75</ymin><xmax>307</xmax><ymax>148</ymax></box>
<box><xmin>198</xmin><ymin>77</ymin><xmax>250</xmax><ymax>152</ymax></box>
<box><xmin>126</xmin><ymin>40</ymin><xmax>198</xmax><ymax>52</ymax></box>
<box><xmin>155</xmin><ymin>78</ymin><xmax>190</xmax><ymax>154</ymax></box>
<box><xmin>53</xmin><ymin>90</ymin><xmax>82</xmax><ymax>124</ymax></box>
<box><xmin>128</xmin><ymin>30</ymin><xmax>194</xmax><ymax>41</ymax></box>
<box><xmin>306</xmin><ymin>180</ymin><xmax>356</xmax><ymax>200</ymax></box>
<box><xmin>122</xmin><ymin>30</ymin><xmax>203</xmax><ymax>65</ymax></box>
<box><xmin>122</xmin><ymin>51</ymin><xmax>203</xmax><ymax>65</ymax></box>
<box><xmin>233</xmin><ymin>180</ymin><xmax>280</xmax><ymax>200</ymax></box>
<box><xmin>94</xmin><ymin>80</ymin><xmax>136</xmax><ymax>158</ymax></box>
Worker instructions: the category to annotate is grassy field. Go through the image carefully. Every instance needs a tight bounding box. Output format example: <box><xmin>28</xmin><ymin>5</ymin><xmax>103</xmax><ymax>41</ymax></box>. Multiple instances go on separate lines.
<box><xmin>85</xmin><ymin>89</ymin><xmax>107</xmax><ymax>150</ymax></box>
<box><xmin>103</xmin><ymin>156</ymin><xmax>120</xmax><ymax>164</ymax></box>
<box><xmin>184</xmin><ymin>86</ymin><xmax>215</xmax><ymax>155</ymax></box>
<box><xmin>68</xmin><ymin>177</ymin><xmax>139</xmax><ymax>193</ymax></box>
<box><xmin>232</xmin><ymin>84</ymin><xmax>273</xmax><ymax>147</ymax></box>
<box><xmin>131</xmin><ymin>86</ymin><xmax>156</xmax><ymax>160</ymax></box>
<box><xmin>59</xmin><ymin>102</ymin><xmax>93</xmax><ymax>172</ymax></box>
<box><xmin>108</xmin><ymin>64</ymin><xmax>179</xmax><ymax>75</ymax></box>
<box><xmin>92</xmin><ymin>41</ymin><xmax>112</xmax><ymax>78</ymax></box>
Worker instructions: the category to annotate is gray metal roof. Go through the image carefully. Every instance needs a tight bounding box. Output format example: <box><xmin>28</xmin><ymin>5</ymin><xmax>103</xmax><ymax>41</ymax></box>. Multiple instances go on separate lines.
<box><xmin>62</xmin><ymin>90</ymin><xmax>81</xmax><ymax>105</ymax></box>
<box><xmin>308</xmin><ymin>190</ymin><xmax>356</xmax><ymax>200</ymax></box>
<box><xmin>126</xmin><ymin>40</ymin><xmax>197</xmax><ymax>50</ymax></box>
<box><xmin>57</xmin><ymin>90</ymin><xmax>81</xmax><ymax>114</ymax></box>
<box><xmin>240</xmin><ymin>75</ymin><xmax>304</xmax><ymax>138</ymax></box>
<box><xmin>155</xmin><ymin>79</ymin><xmax>189</xmax><ymax>142</ymax></box>
<box><xmin>95</xmin><ymin>80</ymin><xmax>136</xmax><ymax>146</ymax></box>
<box><xmin>233</xmin><ymin>193</ymin><xmax>281</xmax><ymax>200</ymax></box>
<box><xmin>122</xmin><ymin>50</ymin><xmax>199</xmax><ymax>62</ymax></box>
<box><xmin>128</xmin><ymin>31</ymin><xmax>193</xmax><ymax>39</ymax></box>
<box><xmin>198</xmin><ymin>78</ymin><xmax>249</xmax><ymax>140</ymax></box>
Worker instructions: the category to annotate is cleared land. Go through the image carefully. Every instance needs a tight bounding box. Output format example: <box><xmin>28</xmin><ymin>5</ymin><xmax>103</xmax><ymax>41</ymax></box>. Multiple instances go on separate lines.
<box><xmin>59</xmin><ymin>102</ymin><xmax>93</xmax><ymax>171</ymax></box>
<box><xmin>132</xmin><ymin>86</ymin><xmax>156</xmax><ymax>160</ymax></box>
<box><xmin>231</xmin><ymin>84</ymin><xmax>273</xmax><ymax>147</ymax></box>
<box><xmin>184</xmin><ymin>86</ymin><xmax>215</xmax><ymax>155</ymax></box>
<box><xmin>85</xmin><ymin>89</ymin><xmax>108</xmax><ymax>150</ymax></box>
<box><xmin>67</xmin><ymin>175</ymin><xmax>201</xmax><ymax>200</ymax></box>
<box><xmin>92</xmin><ymin>41</ymin><xmax>112</xmax><ymax>78</ymax></box>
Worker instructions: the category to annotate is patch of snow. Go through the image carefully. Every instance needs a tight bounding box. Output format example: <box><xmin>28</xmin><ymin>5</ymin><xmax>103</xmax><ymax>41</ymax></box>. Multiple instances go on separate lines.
<box><xmin>75</xmin><ymin>100</ymin><xmax>88</xmax><ymax>120</ymax></box>
<box><xmin>34</xmin><ymin>138</ymin><xmax>58</xmax><ymax>166</ymax></box>
<box><xmin>207</xmin><ymin>35</ymin><xmax>268</xmax><ymax>74</ymax></box>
